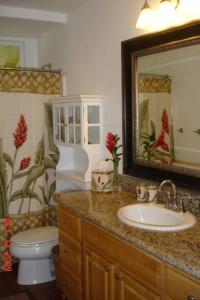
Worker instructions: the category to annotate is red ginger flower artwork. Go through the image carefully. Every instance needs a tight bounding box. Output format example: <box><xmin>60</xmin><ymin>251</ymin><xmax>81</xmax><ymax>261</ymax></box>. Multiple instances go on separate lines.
<box><xmin>161</xmin><ymin>109</ymin><xmax>169</xmax><ymax>134</ymax></box>
<box><xmin>13</xmin><ymin>114</ymin><xmax>28</xmax><ymax>149</ymax></box>
<box><xmin>153</xmin><ymin>130</ymin><xmax>169</xmax><ymax>152</ymax></box>
<box><xmin>20</xmin><ymin>157</ymin><xmax>31</xmax><ymax>170</ymax></box>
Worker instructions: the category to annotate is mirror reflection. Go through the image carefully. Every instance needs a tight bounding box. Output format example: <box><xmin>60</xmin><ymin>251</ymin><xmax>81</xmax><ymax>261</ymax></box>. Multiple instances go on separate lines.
<box><xmin>137</xmin><ymin>43</ymin><xmax>200</xmax><ymax>170</ymax></box>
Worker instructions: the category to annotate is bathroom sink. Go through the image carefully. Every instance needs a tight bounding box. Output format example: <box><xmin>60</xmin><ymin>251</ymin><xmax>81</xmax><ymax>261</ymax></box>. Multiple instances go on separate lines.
<box><xmin>117</xmin><ymin>203</ymin><xmax>196</xmax><ymax>232</ymax></box>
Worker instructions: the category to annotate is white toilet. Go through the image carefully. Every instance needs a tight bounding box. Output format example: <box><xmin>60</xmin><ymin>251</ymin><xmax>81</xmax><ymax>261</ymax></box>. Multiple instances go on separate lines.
<box><xmin>11</xmin><ymin>226</ymin><xmax>58</xmax><ymax>285</ymax></box>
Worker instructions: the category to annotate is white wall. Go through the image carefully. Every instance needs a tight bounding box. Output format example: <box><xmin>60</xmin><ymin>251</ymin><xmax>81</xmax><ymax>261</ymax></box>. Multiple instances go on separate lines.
<box><xmin>38</xmin><ymin>0</ymin><xmax>154</xmax><ymax>165</ymax></box>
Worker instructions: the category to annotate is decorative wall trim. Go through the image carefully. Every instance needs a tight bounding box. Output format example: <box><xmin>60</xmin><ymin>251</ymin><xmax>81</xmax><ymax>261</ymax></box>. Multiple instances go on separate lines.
<box><xmin>0</xmin><ymin>69</ymin><xmax>61</xmax><ymax>94</ymax></box>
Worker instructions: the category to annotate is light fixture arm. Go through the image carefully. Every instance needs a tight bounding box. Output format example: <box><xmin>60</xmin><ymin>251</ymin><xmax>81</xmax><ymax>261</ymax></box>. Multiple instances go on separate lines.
<box><xmin>142</xmin><ymin>0</ymin><xmax>151</xmax><ymax>9</ymax></box>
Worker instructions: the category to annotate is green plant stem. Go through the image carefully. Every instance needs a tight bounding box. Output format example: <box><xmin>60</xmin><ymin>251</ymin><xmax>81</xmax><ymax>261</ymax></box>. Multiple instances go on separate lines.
<box><xmin>7</xmin><ymin>169</ymin><xmax>20</xmax><ymax>191</ymax></box>
<box><xmin>17</xmin><ymin>198</ymin><xmax>24</xmax><ymax>214</ymax></box>
<box><xmin>28</xmin><ymin>180</ymin><xmax>37</xmax><ymax>213</ymax></box>
<box><xmin>8</xmin><ymin>149</ymin><xmax>18</xmax><ymax>203</ymax></box>
<box><xmin>0</xmin><ymin>180</ymin><xmax>7</xmax><ymax>217</ymax></box>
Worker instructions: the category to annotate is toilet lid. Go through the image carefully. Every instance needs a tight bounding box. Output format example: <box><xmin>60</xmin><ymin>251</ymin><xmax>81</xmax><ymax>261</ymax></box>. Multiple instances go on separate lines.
<box><xmin>11</xmin><ymin>226</ymin><xmax>58</xmax><ymax>245</ymax></box>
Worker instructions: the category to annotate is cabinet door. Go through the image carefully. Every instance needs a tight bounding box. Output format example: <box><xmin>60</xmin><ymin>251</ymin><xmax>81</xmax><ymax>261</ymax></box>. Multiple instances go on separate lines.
<box><xmin>53</xmin><ymin>105</ymin><xmax>66</xmax><ymax>144</ymax></box>
<box><xmin>86</xmin><ymin>105</ymin><xmax>100</xmax><ymax>145</ymax></box>
<box><xmin>166</xmin><ymin>267</ymin><xmax>200</xmax><ymax>300</ymax></box>
<box><xmin>116</xmin><ymin>270</ymin><xmax>160</xmax><ymax>300</ymax></box>
<box><xmin>67</xmin><ymin>104</ymin><xmax>82</xmax><ymax>145</ymax></box>
<box><xmin>83</xmin><ymin>246</ymin><xmax>115</xmax><ymax>300</ymax></box>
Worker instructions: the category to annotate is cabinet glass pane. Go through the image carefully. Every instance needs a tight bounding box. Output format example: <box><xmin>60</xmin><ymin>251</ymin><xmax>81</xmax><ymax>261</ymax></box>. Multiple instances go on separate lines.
<box><xmin>61</xmin><ymin>126</ymin><xmax>65</xmax><ymax>143</ymax></box>
<box><xmin>68</xmin><ymin>106</ymin><xmax>74</xmax><ymax>124</ymax></box>
<box><xmin>60</xmin><ymin>107</ymin><xmax>65</xmax><ymax>125</ymax></box>
<box><xmin>88</xmin><ymin>126</ymin><xmax>100</xmax><ymax>144</ymax></box>
<box><xmin>88</xmin><ymin>106</ymin><xmax>99</xmax><ymax>124</ymax></box>
<box><xmin>55</xmin><ymin>107</ymin><xmax>59</xmax><ymax>123</ymax></box>
<box><xmin>75</xmin><ymin>127</ymin><xmax>81</xmax><ymax>144</ymax></box>
<box><xmin>55</xmin><ymin>125</ymin><xmax>59</xmax><ymax>140</ymax></box>
<box><xmin>75</xmin><ymin>106</ymin><xmax>81</xmax><ymax>124</ymax></box>
<box><xmin>69</xmin><ymin>126</ymin><xmax>74</xmax><ymax>143</ymax></box>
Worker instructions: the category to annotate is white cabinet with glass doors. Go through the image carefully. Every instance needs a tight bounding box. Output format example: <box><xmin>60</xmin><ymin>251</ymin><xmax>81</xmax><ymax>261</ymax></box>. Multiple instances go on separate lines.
<box><xmin>53</xmin><ymin>103</ymin><xmax>82</xmax><ymax>145</ymax></box>
<box><xmin>51</xmin><ymin>95</ymin><xmax>104</xmax><ymax>189</ymax></box>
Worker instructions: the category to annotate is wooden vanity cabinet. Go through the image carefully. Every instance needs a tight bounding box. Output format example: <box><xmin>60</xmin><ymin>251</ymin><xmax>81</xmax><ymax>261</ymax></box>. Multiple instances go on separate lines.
<box><xmin>58</xmin><ymin>206</ymin><xmax>200</xmax><ymax>300</ymax></box>
<box><xmin>82</xmin><ymin>220</ymin><xmax>162</xmax><ymax>300</ymax></box>
<box><xmin>58</xmin><ymin>207</ymin><xmax>82</xmax><ymax>300</ymax></box>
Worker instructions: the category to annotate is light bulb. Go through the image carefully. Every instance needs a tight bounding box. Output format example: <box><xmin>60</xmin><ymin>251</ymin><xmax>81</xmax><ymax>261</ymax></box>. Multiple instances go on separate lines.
<box><xmin>153</xmin><ymin>0</ymin><xmax>177</xmax><ymax>29</ymax></box>
<box><xmin>177</xmin><ymin>0</ymin><xmax>200</xmax><ymax>22</ymax></box>
<box><xmin>136</xmin><ymin>0</ymin><xmax>153</xmax><ymax>29</ymax></box>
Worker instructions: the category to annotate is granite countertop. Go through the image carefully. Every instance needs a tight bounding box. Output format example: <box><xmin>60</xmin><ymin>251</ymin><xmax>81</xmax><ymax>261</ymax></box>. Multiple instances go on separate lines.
<box><xmin>54</xmin><ymin>190</ymin><xmax>200</xmax><ymax>280</ymax></box>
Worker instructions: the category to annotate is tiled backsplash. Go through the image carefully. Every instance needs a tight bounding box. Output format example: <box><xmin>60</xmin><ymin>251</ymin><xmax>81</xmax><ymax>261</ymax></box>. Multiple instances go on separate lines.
<box><xmin>121</xmin><ymin>174</ymin><xmax>200</xmax><ymax>214</ymax></box>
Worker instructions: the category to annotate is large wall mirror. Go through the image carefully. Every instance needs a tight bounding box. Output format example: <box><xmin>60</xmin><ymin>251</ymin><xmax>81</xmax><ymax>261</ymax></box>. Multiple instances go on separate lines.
<box><xmin>122</xmin><ymin>21</ymin><xmax>200</xmax><ymax>191</ymax></box>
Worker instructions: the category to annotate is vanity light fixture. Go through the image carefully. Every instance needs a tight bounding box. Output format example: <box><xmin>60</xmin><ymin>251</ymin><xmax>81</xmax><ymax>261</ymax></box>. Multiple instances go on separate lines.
<box><xmin>136</xmin><ymin>0</ymin><xmax>200</xmax><ymax>30</ymax></box>
<box><xmin>155</xmin><ymin>0</ymin><xmax>177</xmax><ymax>29</ymax></box>
<box><xmin>136</xmin><ymin>0</ymin><xmax>153</xmax><ymax>29</ymax></box>
<box><xmin>177</xmin><ymin>0</ymin><xmax>200</xmax><ymax>22</ymax></box>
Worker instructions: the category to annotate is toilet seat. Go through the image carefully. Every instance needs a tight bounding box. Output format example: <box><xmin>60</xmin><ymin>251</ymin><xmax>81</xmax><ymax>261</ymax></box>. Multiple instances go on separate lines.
<box><xmin>11</xmin><ymin>226</ymin><xmax>58</xmax><ymax>246</ymax></box>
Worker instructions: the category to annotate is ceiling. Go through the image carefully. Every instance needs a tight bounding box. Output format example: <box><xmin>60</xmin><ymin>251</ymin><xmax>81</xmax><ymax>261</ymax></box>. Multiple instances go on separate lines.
<box><xmin>0</xmin><ymin>0</ymin><xmax>90</xmax><ymax>37</ymax></box>
<box><xmin>0</xmin><ymin>0</ymin><xmax>88</xmax><ymax>13</ymax></box>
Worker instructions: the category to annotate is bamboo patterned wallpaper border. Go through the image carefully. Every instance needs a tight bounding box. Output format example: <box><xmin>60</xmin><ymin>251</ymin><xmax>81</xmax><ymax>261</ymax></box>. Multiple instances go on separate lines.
<box><xmin>138</xmin><ymin>75</ymin><xmax>171</xmax><ymax>93</ymax></box>
<box><xmin>0</xmin><ymin>70</ymin><xmax>61</xmax><ymax>94</ymax></box>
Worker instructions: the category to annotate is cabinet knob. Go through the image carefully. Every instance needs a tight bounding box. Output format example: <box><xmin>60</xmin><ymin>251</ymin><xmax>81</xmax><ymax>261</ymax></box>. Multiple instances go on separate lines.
<box><xmin>65</xmin><ymin>283</ymin><xmax>71</xmax><ymax>289</ymax></box>
<box><xmin>187</xmin><ymin>296</ymin><xmax>196</xmax><ymax>300</ymax></box>
<box><xmin>64</xmin><ymin>219</ymin><xmax>69</xmax><ymax>224</ymax></box>
<box><xmin>105</xmin><ymin>266</ymin><xmax>111</xmax><ymax>272</ymax></box>
<box><xmin>116</xmin><ymin>272</ymin><xmax>122</xmax><ymax>280</ymax></box>
<box><xmin>64</xmin><ymin>248</ymin><xmax>71</xmax><ymax>254</ymax></box>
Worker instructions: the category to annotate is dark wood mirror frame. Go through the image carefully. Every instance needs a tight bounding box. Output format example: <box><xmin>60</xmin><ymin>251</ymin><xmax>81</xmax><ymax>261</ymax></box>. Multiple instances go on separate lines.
<box><xmin>122</xmin><ymin>21</ymin><xmax>200</xmax><ymax>191</ymax></box>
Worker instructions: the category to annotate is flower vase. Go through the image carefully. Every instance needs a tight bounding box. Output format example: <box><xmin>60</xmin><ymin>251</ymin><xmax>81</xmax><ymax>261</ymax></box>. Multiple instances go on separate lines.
<box><xmin>112</xmin><ymin>161</ymin><xmax>120</xmax><ymax>192</ymax></box>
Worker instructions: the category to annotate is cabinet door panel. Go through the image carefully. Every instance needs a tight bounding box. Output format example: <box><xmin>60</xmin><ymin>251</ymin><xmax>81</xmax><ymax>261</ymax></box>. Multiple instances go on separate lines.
<box><xmin>116</xmin><ymin>270</ymin><xmax>160</xmax><ymax>300</ymax></box>
<box><xmin>166</xmin><ymin>267</ymin><xmax>200</xmax><ymax>300</ymax></box>
<box><xmin>83</xmin><ymin>246</ymin><xmax>115</xmax><ymax>300</ymax></box>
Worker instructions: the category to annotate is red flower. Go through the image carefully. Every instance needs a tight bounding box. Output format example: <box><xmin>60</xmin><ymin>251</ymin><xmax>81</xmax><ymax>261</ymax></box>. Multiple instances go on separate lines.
<box><xmin>153</xmin><ymin>130</ymin><xmax>169</xmax><ymax>152</ymax></box>
<box><xmin>106</xmin><ymin>132</ymin><xmax>117</xmax><ymax>155</ymax></box>
<box><xmin>161</xmin><ymin>109</ymin><xmax>169</xmax><ymax>134</ymax></box>
<box><xmin>13</xmin><ymin>115</ymin><xmax>28</xmax><ymax>149</ymax></box>
<box><xmin>20</xmin><ymin>157</ymin><xmax>31</xmax><ymax>170</ymax></box>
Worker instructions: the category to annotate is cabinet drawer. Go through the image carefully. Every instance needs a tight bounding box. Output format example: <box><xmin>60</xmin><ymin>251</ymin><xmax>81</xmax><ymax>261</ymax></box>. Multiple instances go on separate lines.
<box><xmin>82</xmin><ymin>220</ymin><xmax>162</xmax><ymax>293</ymax></box>
<box><xmin>60</xmin><ymin>229</ymin><xmax>82</xmax><ymax>278</ymax></box>
<box><xmin>166</xmin><ymin>267</ymin><xmax>200</xmax><ymax>300</ymax></box>
<box><xmin>60</xmin><ymin>263</ymin><xmax>82</xmax><ymax>300</ymax></box>
<box><xmin>58</xmin><ymin>207</ymin><xmax>81</xmax><ymax>240</ymax></box>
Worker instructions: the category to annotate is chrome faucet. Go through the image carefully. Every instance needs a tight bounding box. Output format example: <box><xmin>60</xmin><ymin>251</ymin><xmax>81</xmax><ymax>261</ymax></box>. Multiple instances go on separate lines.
<box><xmin>157</xmin><ymin>180</ymin><xmax>185</xmax><ymax>213</ymax></box>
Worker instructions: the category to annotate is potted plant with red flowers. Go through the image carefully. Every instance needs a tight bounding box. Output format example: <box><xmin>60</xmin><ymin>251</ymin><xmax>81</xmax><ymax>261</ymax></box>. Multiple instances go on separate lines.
<box><xmin>105</xmin><ymin>132</ymin><xmax>122</xmax><ymax>192</ymax></box>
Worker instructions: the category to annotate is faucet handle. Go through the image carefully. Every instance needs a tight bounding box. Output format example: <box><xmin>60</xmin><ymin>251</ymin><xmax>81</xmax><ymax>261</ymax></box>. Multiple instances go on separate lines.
<box><xmin>177</xmin><ymin>197</ymin><xmax>186</xmax><ymax>213</ymax></box>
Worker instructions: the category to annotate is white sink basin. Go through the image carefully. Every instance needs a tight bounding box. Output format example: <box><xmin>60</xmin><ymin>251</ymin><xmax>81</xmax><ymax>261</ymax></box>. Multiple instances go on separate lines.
<box><xmin>117</xmin><ymin>203</ymin><xmax>196</xmax><ymax>232</ymax></box>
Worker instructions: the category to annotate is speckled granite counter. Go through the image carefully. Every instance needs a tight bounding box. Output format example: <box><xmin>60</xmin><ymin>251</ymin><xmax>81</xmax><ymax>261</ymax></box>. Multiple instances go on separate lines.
<box><xmin>54</xmin><ymin>190</ymin><xmax>200</xmax><ymax>280</ymax></box>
